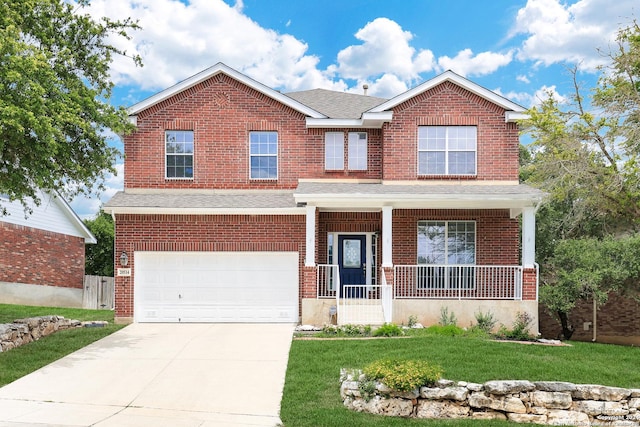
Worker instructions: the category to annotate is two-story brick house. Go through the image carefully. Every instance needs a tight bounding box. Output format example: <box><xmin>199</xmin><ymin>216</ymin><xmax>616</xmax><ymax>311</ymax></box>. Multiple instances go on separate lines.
<box><xmin>105</xmin><ymin>63</ymin><xmax>544</xmax><ymax>330</ymax></box>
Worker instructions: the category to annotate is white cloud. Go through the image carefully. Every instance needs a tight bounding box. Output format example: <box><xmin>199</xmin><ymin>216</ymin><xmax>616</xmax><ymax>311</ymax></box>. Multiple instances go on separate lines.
<box><xmin>496</xmin><ymin>84</ymin><xmax>568</xmax><ymax>109</ymax></box>
<box><xmin>347</xmin><ymin>74</ymin><xmax>410</xmax><ymax>99</ymax></box>
<box><xmin>330</xmin><ymin>18</ymin><xmax>436</xmax><ymax>82</ymax></box>
<box><xmin>511</xmin><ymin>0</ymin><xmax>637</xmax><ymax>71</ymax></box>
<box><xmin>517</xmin><ymin>74</ymin><xmax>531</xmax><ymax>84</ymax></box>
<box><xmin>84</xmin><ymin>0</ymin><xmax>341</xmax><ymax>92</ymax></box>
<box><xmin>531</xmin><ymin>84</ymin><xmax>568</xmax><ymax>106</ymax></box>
<box><xmin>436</xmin><ymin>49</ymin><xmax>513</xmax><ymax>77</ymax></box>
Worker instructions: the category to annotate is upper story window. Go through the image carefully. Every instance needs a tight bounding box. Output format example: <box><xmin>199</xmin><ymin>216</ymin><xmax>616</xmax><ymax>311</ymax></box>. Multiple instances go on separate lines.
<box><xmin>348</xmin><ymin>132</ymin><xmax>367</xmax><ymax>170</ymax></box>
<box><xmin>165</xmin><ymin>130</ymin><xmax>194</xmax><ymax>179</ymax></box>
<box><xmin>325</xmin><ymin>131</ymin><xmax>368</xmax><ymax>171</ymax></box>
<box><xmin>250</xmin><ymin>131</ymin><xmax>278</xmax><ymax>180</ymax></box>
<box><xmin>418</xmin><ymin>126</ymin><xmax>476</xmax><ymax>176</ymax></box>
<box><xmin>325</xmin><ymin>132</ymin><xmax>344</xmax><ymax>170</ymax></box>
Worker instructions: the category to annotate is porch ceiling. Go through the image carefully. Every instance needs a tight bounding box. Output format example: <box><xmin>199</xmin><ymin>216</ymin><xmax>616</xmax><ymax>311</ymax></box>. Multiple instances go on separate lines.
<box><xmin>294</xmin><ymin>181</ymin><xmax>546</xmax><ymax>214</ymax></box>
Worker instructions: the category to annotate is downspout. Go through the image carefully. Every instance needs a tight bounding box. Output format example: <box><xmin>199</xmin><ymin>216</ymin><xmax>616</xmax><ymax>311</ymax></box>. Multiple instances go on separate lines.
<box><xmin>592</xmin><ymin>294</ymin><xmax>597</xmax><ymax>342</ymax></box>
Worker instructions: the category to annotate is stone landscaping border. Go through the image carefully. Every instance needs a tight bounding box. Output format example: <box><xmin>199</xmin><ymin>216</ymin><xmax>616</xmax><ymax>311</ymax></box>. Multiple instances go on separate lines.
<box><xmin>0</xmin><ymin>316</ymin><xmax>108</xmax><ymax>352</ymax></box>
<box><xmin>341</xmin><ymin>370</ymin><xmax>640</xmax><ymax>426</ymax></box>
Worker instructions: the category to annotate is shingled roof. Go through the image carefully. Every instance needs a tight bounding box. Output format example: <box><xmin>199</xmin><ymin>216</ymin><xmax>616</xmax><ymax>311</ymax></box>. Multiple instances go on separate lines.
<box><xmin>286</xmin><ymin>89</ymin><xmax>388</xmax><ymax>119</ymax></box>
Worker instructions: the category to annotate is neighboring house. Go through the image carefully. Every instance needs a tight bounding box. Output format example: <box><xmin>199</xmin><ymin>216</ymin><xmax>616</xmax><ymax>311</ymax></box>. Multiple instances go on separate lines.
<box><xmin>104</xmin><ymin>63</ymin><xmax>545</xmax><ymax>330</ymax></box>
<box><xmin>0</xmin><ymin>192</ymin><xmax>96</xmax><ymax>307</ymax></box>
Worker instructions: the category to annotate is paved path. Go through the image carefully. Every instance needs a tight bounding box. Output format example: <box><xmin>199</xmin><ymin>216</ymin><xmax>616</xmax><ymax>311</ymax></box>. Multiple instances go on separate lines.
<box><xmin>0</xmin><ymin>323</ymin><xmax>294</xmax><ymax>426</ymax></box>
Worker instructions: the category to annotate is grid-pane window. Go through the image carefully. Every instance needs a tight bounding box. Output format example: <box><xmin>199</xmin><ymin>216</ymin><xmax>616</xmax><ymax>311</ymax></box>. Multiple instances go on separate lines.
<box><xmin>418</xmin><ymin>126</ymin><xmax>476</xmax><ymax>175</ymax></box>
<box><xmin>417</xmin><ymin>221</ymin><xmax>476</xmax><ymax>289</ymax></box>
<box><xmin>165</xmin><ymin>130</ymin><xmax>194</xmax><ymax>179</ymax></box>
<box><xmin>325</xmin><ymin>132</ymin><xmax>344</xmax><ymax>170</ymax></box>
<box><xmin>348</xmin><ymin>132</ymin><xmax>367</xmax><ymax>170</ymax></box>
<box><xmin>250</xmin><ymin>131</ymin><xmax>278</xmax><ymax>179</ymax></box>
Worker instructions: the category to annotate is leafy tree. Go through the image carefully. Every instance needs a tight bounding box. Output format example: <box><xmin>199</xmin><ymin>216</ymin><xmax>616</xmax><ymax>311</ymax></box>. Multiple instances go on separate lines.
<box><xmin>521</xmin><ymin>21</ymin><xmax>640</xmax><ymax>338</ymax></box>
<box><xmin>0</xmin><ymin>0</ymin><xmax>141</xmax><ymax>214</ymax></box>
<box><xmin>540</xmin><ymin>236</ymin><xmax>640</xmax><ymax>339</ymax></box>
<box><xmin>84</xmin><ymin>211</ymin><xmax>114</xmax><ymax>277</ymax></box>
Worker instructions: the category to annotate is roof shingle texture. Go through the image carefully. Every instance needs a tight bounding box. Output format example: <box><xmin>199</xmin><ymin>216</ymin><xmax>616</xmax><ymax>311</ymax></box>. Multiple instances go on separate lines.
<box><xmin>105</xmin><ymin>191</ymin><xmax>297</xmax><ymax>209</ymax></box>
<box><xmin>285</xmin><ymin>89</ymin><xmax>388</xmax><ymax>119</ymax></box>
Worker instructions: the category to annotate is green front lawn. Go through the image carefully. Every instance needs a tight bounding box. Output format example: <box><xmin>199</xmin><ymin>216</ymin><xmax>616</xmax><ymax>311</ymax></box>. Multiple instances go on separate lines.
<box><xmin>0</xmin><ymin>304</ymin><xmax>124</xmax><ymax>386</ymax></box>
<box><xmin>280</xmin><ymin>334</ymin><xmax>640</xmax><ymax>426</ymax></box>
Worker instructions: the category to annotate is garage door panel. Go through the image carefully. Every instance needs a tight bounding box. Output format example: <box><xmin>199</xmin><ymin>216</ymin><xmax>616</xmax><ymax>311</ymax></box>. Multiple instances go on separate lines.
<box><xmin>135</xmin><ymin>252</ymin><xmax>298</xmax><ymax>323</ymax></box>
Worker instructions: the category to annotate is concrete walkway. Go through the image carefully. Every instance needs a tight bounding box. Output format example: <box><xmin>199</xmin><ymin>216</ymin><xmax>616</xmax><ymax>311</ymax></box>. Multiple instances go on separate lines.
<box><xmin>0</xmin><ymin>323</ymin><xmax>294</xmax><ymax>427</ymax></box>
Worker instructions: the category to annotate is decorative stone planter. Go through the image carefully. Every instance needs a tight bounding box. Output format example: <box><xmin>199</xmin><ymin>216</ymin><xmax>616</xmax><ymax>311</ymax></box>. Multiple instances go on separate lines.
<box><xmin>340</xmin><ymin>369</ymin><xmax>640</xmax><ymax>425</ymax></box>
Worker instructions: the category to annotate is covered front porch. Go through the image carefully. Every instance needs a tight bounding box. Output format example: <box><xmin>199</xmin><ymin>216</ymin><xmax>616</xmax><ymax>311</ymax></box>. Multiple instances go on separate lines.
<box><xmin>295</xmin><ymin>181</ymin><xmax>545</xmax><ymax>328</ymax></box>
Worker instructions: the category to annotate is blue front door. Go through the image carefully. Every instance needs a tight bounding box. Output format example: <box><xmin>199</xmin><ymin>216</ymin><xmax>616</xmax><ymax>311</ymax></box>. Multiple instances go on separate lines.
<box><xmin>338</xmin><ymin>235</ymin><xmax>366</xmax><ymax>298</ymax></box>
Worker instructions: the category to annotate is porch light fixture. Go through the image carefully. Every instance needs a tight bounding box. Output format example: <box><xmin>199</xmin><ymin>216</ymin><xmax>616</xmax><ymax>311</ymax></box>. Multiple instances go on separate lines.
<box><xmin>119</xmin><ymin>251</ymin><xmax>129</xmax><ymax>267</ymax></box>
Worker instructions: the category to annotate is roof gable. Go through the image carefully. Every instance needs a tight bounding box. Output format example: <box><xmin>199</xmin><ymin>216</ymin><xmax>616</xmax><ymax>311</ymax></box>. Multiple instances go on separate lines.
<box><xmin>368</xmin><ymin>70</ymin><xmax>526</xmax><ymax>116</ymax></box>
<box><xmin>0</xmin><ymin>192</ymin><xmax>96</xmax><ymax>244</ymax></box>
<box><xmin>128</xmin><ymin>63</ymin><xmax>327</xmax><ymax>119</ymax></box>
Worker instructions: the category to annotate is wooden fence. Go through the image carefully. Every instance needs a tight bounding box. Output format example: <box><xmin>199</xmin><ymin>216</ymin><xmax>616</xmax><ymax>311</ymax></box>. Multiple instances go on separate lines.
<box><xmin>83</xmin><ymin>275</ymin><xmax>114</xmax><ymax>310</ymax></box>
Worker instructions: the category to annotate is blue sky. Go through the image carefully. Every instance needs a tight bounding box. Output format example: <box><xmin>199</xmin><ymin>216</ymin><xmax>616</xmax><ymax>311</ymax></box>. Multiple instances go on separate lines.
<box><xmin>73</xmin><ymin>0</ymin><xmax>638</xmax><ymax>218</ymax></box>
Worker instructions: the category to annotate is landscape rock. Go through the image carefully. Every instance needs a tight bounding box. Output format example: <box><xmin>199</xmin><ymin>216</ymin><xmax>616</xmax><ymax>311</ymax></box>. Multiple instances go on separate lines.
<box><xmin>420</xmin><ymin>386</ymin><xmax>468</xmax><ymax>401</ymax></box>
<box><xmin>484</xmin><ymin>380</ymin><xmax>536</xmax><ymax>395</ymax></box>
<box><xmin>0</xmin><ymin>316</ymin><xmax>85</xmax><ymax>353</ymax></box>
<box><xmin>470</xmin><ymin>410</ymin><xmax>508</xmax><ymax>420</ymax></box>
<box><xmin>572</xmin><ymin>384</ymin><xmax>631</xmax><ymax>401</ymax></box>
<box><xmin>508</xmin><ymin>413</ymin><xmax>548</xmax><ymax>424</ymax></box>
<box><xmin>534</xmin><ymin>381</ymin><xmax>577</xmax><ymax>393</ymax></box>
<box><xmin>468</xmin><ymin>392</ymin><xmax>527</xmax><ymax>414</ymax></box>
<box><xmin>342</xmin><ymin>374</ymin><xmax>638</xmax><ymax>425</ymax></box>
<box><xmin>466</xmin><ymin>382</ymin><xmax>484</xmax><ymax>392</ymax></box>
<box><xmin>416</xmin><ymin>400</ymin><xmax>469</xmax><ymax>418</ymax></box>
<box><xmin>531</xmin><ymin>391</ymin><xmax>573</xmax><ymax>409</ymax></box>
<box><xmin>546</xmin><ymin>409</ymin><xmax>590</xmax><ymax>426</ymax></box>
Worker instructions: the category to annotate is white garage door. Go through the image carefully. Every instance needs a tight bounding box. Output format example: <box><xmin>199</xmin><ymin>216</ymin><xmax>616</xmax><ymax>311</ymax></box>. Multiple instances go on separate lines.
<box><xmin>134</xmin><ymin>252</ymin><xmax>299</xmax><ymax>323</ymax></box>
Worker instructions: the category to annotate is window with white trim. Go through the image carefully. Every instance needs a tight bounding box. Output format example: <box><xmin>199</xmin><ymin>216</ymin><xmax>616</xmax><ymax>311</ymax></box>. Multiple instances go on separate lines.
<box><xmin>417</xmin><ymin>221</ymin><xmax>476</xmax><ymax>289</ymax></box>
<box><xmin>348</xmin><ymin>132</ymin><xmax>367</xmax><ymax>170</ymax></box>
<box><xmin>418</xmin><ymin>126</ymin><xmax>476</xmax><ymax>175</ymax></box>
<box><xmin>250</xmin><ymin>131</ymin><xmax>278</xmax><ymax>179</ymax></box>
<box><xmin>165</xmin><ymin>130</ymin><xmax>194</xmax><ymax>179</ymax></box>
<box><xmin>325</xmin><ymin>132</ymin><xmax>344</xmax><ymax>170</ymax></box>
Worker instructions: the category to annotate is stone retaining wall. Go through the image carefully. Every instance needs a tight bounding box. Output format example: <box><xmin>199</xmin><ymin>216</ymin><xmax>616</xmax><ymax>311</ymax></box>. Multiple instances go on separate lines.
<box><xmin>0</xmin><ymin>316</ymin><xmax>84</xmax><ymax>352</ymax></box>
<box><xmin>341</xmin><ymin>371</ymin><xmax>640</xmax><ymax>426</ymax></box>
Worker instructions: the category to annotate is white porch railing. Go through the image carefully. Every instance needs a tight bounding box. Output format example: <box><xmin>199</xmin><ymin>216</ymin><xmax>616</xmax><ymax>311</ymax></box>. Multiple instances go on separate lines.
<box><xmin>317</xmin><ymin>264</ymin><xmax>338</xmax><ymax>298</ymax></box>
<box><xmin>339</xmin><ymin>285</ymin><xmax>388</xmax><ymax>325</ymax></box>
<box><xmin>394</xmin><ymin>265</ymin><xmax>523</xmax><ymax>300</ymax></box>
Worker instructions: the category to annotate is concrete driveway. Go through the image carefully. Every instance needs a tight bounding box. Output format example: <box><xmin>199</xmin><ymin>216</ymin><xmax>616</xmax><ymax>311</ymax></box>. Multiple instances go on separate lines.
<box><xmin>0</xmin><ymin>323</ymin><xmax>294</xmax><ymax>427</ymax></box>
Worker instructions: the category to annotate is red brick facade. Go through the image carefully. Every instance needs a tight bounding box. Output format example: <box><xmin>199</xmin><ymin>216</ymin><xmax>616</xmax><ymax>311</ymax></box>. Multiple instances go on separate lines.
<box><xmin>114</xmin><ymin>67</ymin><xmax>538</xmax><ymax>321</ymax></box>
<box><xmin>0</xmin><ymin>222</ymin><xmax>85</xmax><ymax>289</ymax></box>
<box><xmin>382</xmin><ymin>82</ymin><xmax>519</xmax><ymax>181</ymax></box>
<box><xmin>113</xmin><ymin>214</ymin><xmax>306</xmax><ymax>317</ymax></box>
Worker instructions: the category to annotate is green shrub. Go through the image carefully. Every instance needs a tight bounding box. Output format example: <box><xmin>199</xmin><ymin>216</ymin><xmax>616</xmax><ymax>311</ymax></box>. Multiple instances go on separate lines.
<box><xmin>438</xmin><ymin>306</ymin><xmax>457</xmax><ymax>326</ymax></box>
<box><xmin>425</xmin><ymin>324</ymin><xmax>464</xmax><ymax>336</ymax></box>
<box><xmin>363</xmin><ymin>359</ymin><xmax>443</xmax><ymax>392</ymax></box>
<box><xmin>373</xmin><ymin>323</ymin><xmax>403</xmax><ymax>337</ymax></box>
<box><xmin>494</xmin><ymin>311</ymin><xmax>534</xmax><ymax>341</ymax></box>
<box><xmin>474</xmin><ymin>310</ymin><xmax>497</xmax><ymax>333</ymax></box>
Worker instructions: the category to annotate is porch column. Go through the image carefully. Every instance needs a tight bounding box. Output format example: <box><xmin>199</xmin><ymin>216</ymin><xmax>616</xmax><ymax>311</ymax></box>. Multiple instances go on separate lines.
<box><xmin>305</xmin><ymin>205</ymin><xmax>316</xmax><ymax>267</ymax></box>
<box><xmin>522</xmin><ymin>206</ymin><xmax>536</xmax><ymax>268</ymax></box>
<box><xmin>382</xmin><ymin>206</ymin><xmax>393</xmax><ymax>268</ymax></box>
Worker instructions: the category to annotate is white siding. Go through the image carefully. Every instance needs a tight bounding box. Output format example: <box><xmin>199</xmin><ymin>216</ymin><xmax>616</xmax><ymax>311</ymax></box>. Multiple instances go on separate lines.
<box><xmin>0</xmin><ymin>192</ymin><xmax>94</xmax><ymax>241</ymax></box>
